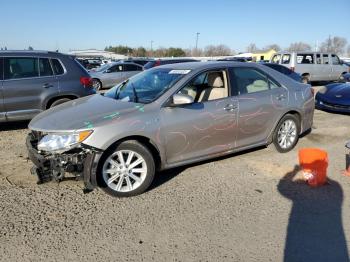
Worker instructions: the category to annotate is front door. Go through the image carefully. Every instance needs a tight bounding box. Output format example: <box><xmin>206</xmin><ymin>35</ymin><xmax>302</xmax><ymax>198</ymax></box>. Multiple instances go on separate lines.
<box><xmin>105</xmin><ymin>64</ymin><xmax>124</xmax><ymax>87</ymax></box>
<box><xmin>160</xmin><ymin>69</ymin><xmax>238</xmax><ymax>164</ymax></box>
<box><xmin>3</xmin><ymin>57</ymin><xmax>59</xmax><ymax>121</ymax></box>
<box><xmin>230</xmin><ymin>67</ymin><xmax>288</xmax><ymax>148</ymax></box>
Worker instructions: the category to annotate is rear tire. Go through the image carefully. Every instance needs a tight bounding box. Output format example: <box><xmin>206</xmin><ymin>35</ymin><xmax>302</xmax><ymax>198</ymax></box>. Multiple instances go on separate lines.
<box><xmin>92</xmin><ymin>79</ymin><xmax>102</xmax><ymax>91</ymax></box>
<box><xmin>339</xmin><ymin>74</ymin><xmax>346</xmax><ymax>83</ymax></box>
<box><xmin>49</xmin><ymin>98</ymin><xmax>72</xmax><ymax>108</ymax></box>
<box><xmin>273</xmin><ymin>114</ymin><xmax>300</xmax><ymax>153</ymax></box>
<box><xmin>97</xmin><ymin>140</ymin><xmax>155</xmax><ymax>197</ymax></box>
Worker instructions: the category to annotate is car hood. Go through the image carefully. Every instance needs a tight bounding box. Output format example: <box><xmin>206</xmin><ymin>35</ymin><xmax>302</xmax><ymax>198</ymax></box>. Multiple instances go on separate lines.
<box><xmin>317</xmin><ymin>83</ymin><xmax>350</xmax><ymax>105</ymax></box>
<box><xmin>29</xmin><ymin>94</ymin><xmax>145</xmax><ymax>132</ymax></box>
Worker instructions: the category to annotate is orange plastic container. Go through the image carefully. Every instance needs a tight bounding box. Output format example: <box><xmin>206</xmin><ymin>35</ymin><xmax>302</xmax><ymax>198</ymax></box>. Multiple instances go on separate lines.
<box><xmin>298</xmin><ymin>148</ymin><xmax>328</xmax><ymax>187</ymax></box>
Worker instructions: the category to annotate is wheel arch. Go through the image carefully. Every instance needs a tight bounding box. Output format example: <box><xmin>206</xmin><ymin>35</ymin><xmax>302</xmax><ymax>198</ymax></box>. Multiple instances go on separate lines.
<box><xmin>45</xmin><ymin>95</ymin><xmax>78</xmax><ymax>109</ymax></box>
<box><xmin>267</xmin><ymin>110</ymin><xmax>302</xmax><ymax>144</ymax></box>
<box><xmin>101</xmin><ymin>135</ymin><xmax>162</xmax><ymax>171</ymax></box>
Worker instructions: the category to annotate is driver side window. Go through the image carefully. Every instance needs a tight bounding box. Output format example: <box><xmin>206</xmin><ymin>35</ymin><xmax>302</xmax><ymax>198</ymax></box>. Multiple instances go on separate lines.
<box><xmin>177</xmin><ymin>70</ymin><xmax>229</xmax><ymax>103</ymax></box>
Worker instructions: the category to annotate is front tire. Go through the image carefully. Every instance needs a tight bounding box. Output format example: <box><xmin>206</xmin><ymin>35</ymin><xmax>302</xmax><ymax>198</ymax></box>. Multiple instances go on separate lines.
<box><xmin>97</xmin><ymin>140</ymin><xmax>155</xmax><ymax>197</ymax></box>
<box><xmin>273</xmin><ymin>114</ymin><xmax>300</xmax><ymax>153</ymax></box>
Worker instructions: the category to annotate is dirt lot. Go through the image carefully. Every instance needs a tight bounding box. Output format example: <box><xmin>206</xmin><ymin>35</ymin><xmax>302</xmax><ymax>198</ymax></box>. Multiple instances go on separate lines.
<box><xmin>1</xmin><ymin>106</ymin><xmax>350</xmax><ymax>261</ymax></box>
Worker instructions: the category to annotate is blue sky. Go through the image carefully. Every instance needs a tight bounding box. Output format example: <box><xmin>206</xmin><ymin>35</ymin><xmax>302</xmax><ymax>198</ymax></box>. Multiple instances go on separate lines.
<box><xmin>1</xmin><ymin>0</ymin><xmax>349</xmax><ymax>52</ymax></box>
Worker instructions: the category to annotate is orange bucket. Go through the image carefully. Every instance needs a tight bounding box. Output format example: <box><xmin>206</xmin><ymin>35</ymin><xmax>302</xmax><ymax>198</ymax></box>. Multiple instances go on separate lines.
<box><xmin>298</xmin><ymin>148</ymin><xmax>328</xmax><ymax>187</ymax></box>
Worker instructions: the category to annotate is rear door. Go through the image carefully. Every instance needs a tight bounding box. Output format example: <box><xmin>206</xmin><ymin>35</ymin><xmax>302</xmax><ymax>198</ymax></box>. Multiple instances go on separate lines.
<box><xmin>2</xmin><ymin>56</ymin><xmax>59</xmax><ymax>121</ymax></box>
<box><xmin>0</xmin><ymin>57</ymin><xmax>5</xmax><ymax>121</ymax></box>
<box><xmin>106</xmin><ymin>64</ymin><xmax>124</xmax><ymax>86</ymax></box>
<box><xmin>231</xmin><ymin>67</ymin><xmax>288</xmax><ymax>148</ymax></box>
<box><xmin>321</xmin><ymin>54</ymin><xmax>332</xmax><ymax>81</ymax></box>
<box><xmin>314</xmin><ymin>54</ymin><xmax>327</xmax><ymax>81</ymax></box>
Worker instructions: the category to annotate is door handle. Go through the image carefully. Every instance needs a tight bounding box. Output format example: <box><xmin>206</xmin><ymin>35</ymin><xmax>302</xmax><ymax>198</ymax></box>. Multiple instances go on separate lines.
<box><xmin>224</xmin><ymin>104</ymin><xmax>237</xmax><ymax>111</ymax></box>
<box><xmin>43</xmin><ymin>83</ymin><xmax>53</xmax><ymax>88</ymax></box>
<box><xmin>276</xmin><ymin>94</ymin><xmax>286</xmax><ymax>100</ymax></box>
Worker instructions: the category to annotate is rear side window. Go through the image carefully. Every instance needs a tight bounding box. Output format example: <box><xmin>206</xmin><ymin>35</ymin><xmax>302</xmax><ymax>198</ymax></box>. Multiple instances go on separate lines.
<box><xmin>297</xmin><ymin>54</ymin><xmax>314</xmax><ymax>64</ymax></box>
<box><xmin>323</xmin><ymin>54</ymin><xmax>329</xmax><ymax>64</ymax></box>
<box><xmin>51</xmin><ymin>59</ymin><xmax>65</xmax><ymax>75</ymax></box>
<box><xmin>281</xmin><ymin>54</ymin><xmax>290</xmax><ymax>64</ymax></box>
<box><xmin>124</xmin><ymin>64</ymin><xmax>142</xmax><ymax>71</ymax></box>
<box><xmin>39</xmin><ymin>58</ymin><xmax>53</xmax><ymax>76</ymax></box>
<box><xmin>4</xmin><ymin>57</ymin><xmax>39</xmax><ymax>79</ymax></box>
<box><xmin>316</xmin><ymin>54</ymin><xmax>322</xmax><ymax>64</ymax></box>
<box><xmin>231</xmin><ymin>68</ymin><xmax>269</xmax><ymax>95</ymax></box>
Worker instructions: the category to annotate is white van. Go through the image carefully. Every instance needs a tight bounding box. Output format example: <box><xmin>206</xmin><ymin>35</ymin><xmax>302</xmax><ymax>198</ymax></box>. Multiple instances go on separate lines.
<box><xmin>270</xmin><ymin>52</ymin><xmax>349</xmax><ymax>82</ymax></box>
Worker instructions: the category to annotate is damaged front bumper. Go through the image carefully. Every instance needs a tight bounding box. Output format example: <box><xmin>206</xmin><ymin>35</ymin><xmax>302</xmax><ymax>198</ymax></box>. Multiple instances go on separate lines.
<box><xmin>26</xmin><ymin>132</ymin><xmax>102</xmax><ymax>193</ymax></box>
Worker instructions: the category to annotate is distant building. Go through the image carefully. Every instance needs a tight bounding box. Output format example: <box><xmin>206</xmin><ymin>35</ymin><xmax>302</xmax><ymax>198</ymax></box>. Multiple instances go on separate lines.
<box><xmin>67</xmin><ymin>49</ymin><xmax>127</xmax><ymax>60</ymax></box>
<box><xmin>251</xmin><ymin>49</ymin><xmax>276</xmax><ymax>62</ymax></box>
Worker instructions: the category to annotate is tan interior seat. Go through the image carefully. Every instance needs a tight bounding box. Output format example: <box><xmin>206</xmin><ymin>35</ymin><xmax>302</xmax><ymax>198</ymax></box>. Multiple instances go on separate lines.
<box><xmin>198</xmin><ymin>72</ymin><xmax>227</xmax><ymax>102</ymax></box>
<box><xmin>246</xmin><ymin>79</ymin><xmax>268</xmax><ymax>93</ymax></box>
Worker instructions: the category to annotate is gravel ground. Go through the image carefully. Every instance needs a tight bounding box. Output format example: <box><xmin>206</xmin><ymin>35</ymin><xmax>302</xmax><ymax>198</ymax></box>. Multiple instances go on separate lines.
<box><xmin>1</xmin><ymin>106</ymin><xmax>350</xmax><ymax>261</ymax></box>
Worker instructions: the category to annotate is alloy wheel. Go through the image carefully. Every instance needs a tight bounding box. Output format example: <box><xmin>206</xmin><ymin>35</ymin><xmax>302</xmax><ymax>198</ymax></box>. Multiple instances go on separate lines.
<box><xmin>102</xmin><ymin>150</ymin><xmax>147</xmax><ymax>192</ymax></box>
<box><xmin>277</xmin><ymin>119</ymin><xmax>297</xmax><ymax>149</ymax></box>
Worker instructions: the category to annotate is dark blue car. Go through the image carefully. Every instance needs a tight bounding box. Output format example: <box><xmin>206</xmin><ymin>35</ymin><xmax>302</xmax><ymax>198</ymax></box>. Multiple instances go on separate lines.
<box><xmin>262</xmin><ymin>63</ymin><xmax>303</xmax><ymax>82</ymax></box>
<box><xmin>315</xmin><ymin>82</ymin><xmax>350</xmax><ymax>113</ymax></box>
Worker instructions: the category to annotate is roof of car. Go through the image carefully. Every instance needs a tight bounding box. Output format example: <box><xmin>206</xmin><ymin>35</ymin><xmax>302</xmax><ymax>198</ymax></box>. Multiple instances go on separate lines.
<box><xmin>158</xmin><ymin>61</ymin><xmax>261</xmax><ymax>70</ymax></box>
<box><xmin>0</xmin><ymin>50</ymin><xmax>69</xmax><ymax>57</ymax></box>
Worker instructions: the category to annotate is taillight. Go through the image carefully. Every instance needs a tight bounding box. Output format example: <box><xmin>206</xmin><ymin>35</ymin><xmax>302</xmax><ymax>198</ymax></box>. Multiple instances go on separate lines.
<box><xmin>80</xmin><ymin>77</ymin><xmax>93</xmax><ymax>88</ymax></box>
<box><xmin>290</xmin><ymin>67</ymin><xmax>295</xmax><ymax>72</ymax></box>
<box><xmin>154</xmin><ymin>60</ymin><xmax>161</xmax><ymax>67</ymax></box>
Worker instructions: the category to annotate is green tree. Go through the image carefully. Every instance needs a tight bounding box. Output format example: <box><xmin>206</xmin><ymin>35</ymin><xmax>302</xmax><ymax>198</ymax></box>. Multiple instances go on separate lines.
<box><xmin>166</xmin><ymin>47</ymin><xmax>186</xmax><ymax>57</ymax></box>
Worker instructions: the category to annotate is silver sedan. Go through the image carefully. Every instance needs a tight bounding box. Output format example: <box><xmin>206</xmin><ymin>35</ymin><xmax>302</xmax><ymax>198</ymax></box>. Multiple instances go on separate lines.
<box><xmin>89</xmin><ymin>62</ymin><xmax>143</xmax><ymax>90</ymax></box>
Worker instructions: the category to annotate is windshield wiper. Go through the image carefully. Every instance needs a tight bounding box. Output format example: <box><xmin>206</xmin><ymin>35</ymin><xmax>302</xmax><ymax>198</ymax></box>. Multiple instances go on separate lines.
<box><xmin>115</xmin><ymin>80</ymin><xmax>129</xmax><ymax>99</ymax></box>
<box><xmin>131</xmin><ymin>83</ymin><xmax>139</xmax><ymax>103</ymax></box>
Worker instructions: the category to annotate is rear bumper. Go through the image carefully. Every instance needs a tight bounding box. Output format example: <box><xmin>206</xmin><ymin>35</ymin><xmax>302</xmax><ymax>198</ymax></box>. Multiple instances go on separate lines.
<box><xmin>26</xmin><ymin>133</ymin><xmax>102</xmax><ymax>191</ymax></box>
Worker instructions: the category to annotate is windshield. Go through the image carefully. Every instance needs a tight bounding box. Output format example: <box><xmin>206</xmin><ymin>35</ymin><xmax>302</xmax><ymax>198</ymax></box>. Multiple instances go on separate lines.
<box><xmin>104</xmin><ymin>68</ymin><xmax>189</xmax><ymax>103</ymax></box>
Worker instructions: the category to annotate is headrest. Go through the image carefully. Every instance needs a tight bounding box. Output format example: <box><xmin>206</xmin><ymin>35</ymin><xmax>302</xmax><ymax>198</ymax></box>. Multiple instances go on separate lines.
<box><xmin>207</xmin><ymin>72</ymin><xmax>224</xmax><ymax>88</ymax></box>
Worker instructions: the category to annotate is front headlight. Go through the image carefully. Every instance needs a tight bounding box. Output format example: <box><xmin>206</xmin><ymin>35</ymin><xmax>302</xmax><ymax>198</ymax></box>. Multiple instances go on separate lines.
<box><xmin>37</xmin><ymin>130</ymin><xmax>93</xmax><ymax>153</ymax></box>
<box><xmin>318</xmin><ymin>86</ymin><xmax>328</xmax><ymax>94</ymax></box>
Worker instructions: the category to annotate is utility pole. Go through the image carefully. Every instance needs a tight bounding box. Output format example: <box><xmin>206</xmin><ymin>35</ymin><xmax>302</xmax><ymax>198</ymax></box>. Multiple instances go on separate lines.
<box><xmin>195</xmin><ymin>32</ymin><xmax>200</xmax><ymax>51</ymax></box>
<box><xmin>150</xmin><ymin>40</ymin><xmax>154</xmax><ymax>57</ymax></box>
<box><xmin>327</xmin><ymin>35</ymin><xmax>331</xmax><ymax>52</ymax></box>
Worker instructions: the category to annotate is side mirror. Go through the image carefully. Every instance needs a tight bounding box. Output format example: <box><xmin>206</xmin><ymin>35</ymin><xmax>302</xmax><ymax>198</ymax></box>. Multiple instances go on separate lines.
<box><xmin>171</xmin><ymin>93</ymin><xmax>194</xmax><ymax>106</ymax></box>
<box><xmin>104</xmin><ymin>69</ymin><xmax>111</xmax><ymax>73</ymax></box>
